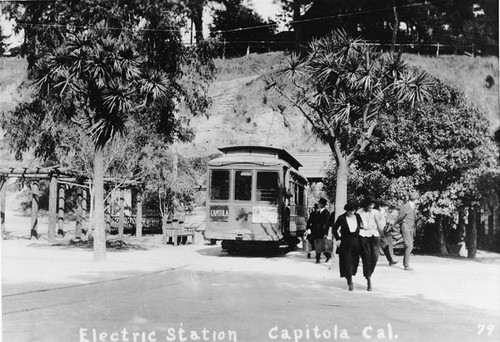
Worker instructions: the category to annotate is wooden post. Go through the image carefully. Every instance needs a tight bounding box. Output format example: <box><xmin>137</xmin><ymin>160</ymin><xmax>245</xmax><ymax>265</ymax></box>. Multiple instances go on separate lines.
<box><xmin>1</xmin><ymin>177</ymin><xmax>6</xmax><ymax>237</ymax></box>
<box><xmin>48</xmin><ymin>174</ymin><xmax>58</xmax><ymax>243</ymax></box>
<box><xmin>30</xmin><ymin>181</ymin><xmax>40</xmax><ymax>239</ymax></box>
<box><xmin>75</xmin><ymin>188</ymin><xmax>83</xmax><ymax>239</ymax></box>
<box><xmin>436</xmin><ymin>42</ymin><xmax>440</xmax><ymax>57</ymax></box>
<box><xmin>105</xmin><ymin>195</ymin><xmax>111</xmax><ymax>234</ymax></box>
<box><xmin>57</xmin><ymin>184</ymin><xmax>65</xmax><ymax>237</ymax></box>
<box><xmin>82</xmin><ymin>188</ymin><xmax>88</xmax><ymax>235</ymax></box>
<box><xmin>136</xmin><ymin>190</ymin><xmax>143</xmax><ymax>238</ymax></box>
<box><xmin>118</xmin><ymin>188</ymin><xmax>125</xmax><ymax>239</ymax></box>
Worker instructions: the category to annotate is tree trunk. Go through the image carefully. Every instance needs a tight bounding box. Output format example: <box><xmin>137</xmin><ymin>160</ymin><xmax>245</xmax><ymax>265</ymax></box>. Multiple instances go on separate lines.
<box><xmin>30</xmin><ymin>181</ymin><xmax>39</xmax><ymax>239</ymax></box>
<box><xmin>136</xmin><ymin>191</ymin><xmax>143</xmax><ymax>238</ymax></box>
<box><xmin>48</xmin><ymin>175</ymin><xmax>57</xmax><ymax>243</ymax></box>
<box><xmin>193</xmin><ymin>9</ymin><xmax>204</xmax><ymax>43</ymax></box>
<box><xmin>467</xmin><ymin>207</ymin><xmax>477</xmax><ymax>259</ymax></box>
<box><xmin>93</xmin><ymin>147</ymin><xmax>106</xmax><ymax>261</ymax></box>
<box><xmin>436</xmin><ymin>215</ymin><xmax>447</xmax><ymax>254</ymax></box>
<box><xmin>334</xmin><ymin>156</ymin><xmax>349</xmax><ymax>221</ymax></box>
<box><xmin>458</xmin><ymin>208</ymin><xmax>465</xmax><ymax>241</ymax></box>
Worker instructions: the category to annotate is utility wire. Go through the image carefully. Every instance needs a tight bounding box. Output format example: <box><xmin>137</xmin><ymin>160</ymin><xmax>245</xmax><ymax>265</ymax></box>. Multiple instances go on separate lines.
<box><xmin>7</xmin><ymin>0</ymin><xmax>454</xmax><ymax>35</ymax></box>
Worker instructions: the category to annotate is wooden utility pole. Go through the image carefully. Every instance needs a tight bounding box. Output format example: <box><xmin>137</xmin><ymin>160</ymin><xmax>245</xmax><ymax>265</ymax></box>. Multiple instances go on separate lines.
<box><xmin>391</xmin><ymin>0</ymin><xmax>399</xmax><ymax>53</ymax></box>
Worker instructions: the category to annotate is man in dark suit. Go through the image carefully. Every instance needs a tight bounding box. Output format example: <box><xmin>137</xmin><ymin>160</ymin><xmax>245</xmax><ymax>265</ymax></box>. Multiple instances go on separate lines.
<box><xmin>310</xmin><ymin>198</ymin><xmax>331</xmax><ymax>263</ymax></box>
<box><xmin>394</xmin><ymin>191</ymin><xmax>419</xmax><ymax>271</ymax></box>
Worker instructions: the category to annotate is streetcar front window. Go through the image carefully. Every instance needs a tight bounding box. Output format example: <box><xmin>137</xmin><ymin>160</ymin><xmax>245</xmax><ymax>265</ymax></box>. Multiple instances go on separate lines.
<box><xmin>210</xmin><ymin>170</ymin><xmax>230</xmax><ymax>200</ymax></box>
<box><xmin>235</xmin><ymin>170</ymin><xmax>252</xmax><ymax>201</ymax></box>
<box><xmin>257</xmin><ymin>171</ymin><xmax>279</xmax><ymax>202</ymax></box>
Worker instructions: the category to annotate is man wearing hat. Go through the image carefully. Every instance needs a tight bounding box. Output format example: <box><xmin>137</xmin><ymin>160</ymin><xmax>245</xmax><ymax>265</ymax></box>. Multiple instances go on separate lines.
<box><xmin>394</xmin><ymin>191</ymin><xmax>420</xmax><ymax>271</ymax></box>
<box><xmin>310</xmin><ymin>198</ymin><xmax>332</xmax><ymax>263</ymax></box>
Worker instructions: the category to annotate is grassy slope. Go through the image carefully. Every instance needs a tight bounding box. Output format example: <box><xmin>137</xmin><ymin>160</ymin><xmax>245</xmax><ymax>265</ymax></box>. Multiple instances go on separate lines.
<box><xmin>405</xmin><ymin>54</ymin><xmax>499</xmax><ymax>130</ymax></box>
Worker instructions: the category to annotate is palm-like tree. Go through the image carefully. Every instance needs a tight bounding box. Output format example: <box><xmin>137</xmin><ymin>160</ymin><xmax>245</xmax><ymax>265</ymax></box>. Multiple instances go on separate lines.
<box><xmin>34</xmin><ymin>27</ymin><xmax>170</xmax><ymax>260</ymax></box>
<box><xmin>273</xmin><ymin>30</ymin><xmax>433</xmax><ymax>218</ymax></box>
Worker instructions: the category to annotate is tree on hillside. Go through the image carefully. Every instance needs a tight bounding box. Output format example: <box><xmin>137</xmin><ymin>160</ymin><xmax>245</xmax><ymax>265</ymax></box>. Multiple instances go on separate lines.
<box><xmin>210</xmin><ymin>0</ymin><xmax>276</xmax><ymax>56</ymax></box>
<box><xmin>293</xmin><ymin>0</ymin><xmax>498</xmax><ymax>55</ymax></box>
<box><xmin>183</xmin><ymin>0</ymin><xmax>208</xmax><ymax>43</ymax></box>
<box><xmin>2</xmin><ymin>1</ymin><xmax>216</xmax><ymax>261</ymax></box>
<box><xmin>326</xmin><ymin>82</ymin><xmax>498</xmax><ymax>255</ymax></box>
<box><xmin>270</xmin><ymin>30</ymin><xmax>432</xmax><ymax>219</ymax></box>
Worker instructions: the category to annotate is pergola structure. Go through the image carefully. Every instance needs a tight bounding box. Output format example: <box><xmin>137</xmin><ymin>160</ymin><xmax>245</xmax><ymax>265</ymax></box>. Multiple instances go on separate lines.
<box><xmin>0</xmin><ymin>166</ymin><xmax>195</xmax><ymax>245</ymax></box>
<box><xmin>0</xmin><ymin>166</ymin><xmax>89</xmax><ymax>242</ymax></box>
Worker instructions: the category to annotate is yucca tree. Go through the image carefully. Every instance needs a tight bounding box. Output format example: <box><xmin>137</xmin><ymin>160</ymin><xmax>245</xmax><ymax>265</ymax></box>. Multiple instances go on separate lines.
<box><xmin>34</xmin><ymin>26</ymin><xmax>170</xmax><ymax>260</ymax></box>
<box><xmin>272</xmin><ymin>30</ymin><xmax>433</xmax><ymax>218</ymax></box>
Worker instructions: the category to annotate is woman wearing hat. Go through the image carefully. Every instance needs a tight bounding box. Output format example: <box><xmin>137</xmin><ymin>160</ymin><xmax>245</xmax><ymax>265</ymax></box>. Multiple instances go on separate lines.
<box><xmin>331</xmin><ymin>200</ymin><xmax>362</xmax><ymax>291</ymax></box>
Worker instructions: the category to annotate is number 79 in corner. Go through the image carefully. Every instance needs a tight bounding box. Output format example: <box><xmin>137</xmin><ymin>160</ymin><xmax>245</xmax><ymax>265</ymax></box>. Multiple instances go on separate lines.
<box><xmin>477</xmin><ymin>324</ymin><xmax>495</xmax><ymax>336</ymax></box>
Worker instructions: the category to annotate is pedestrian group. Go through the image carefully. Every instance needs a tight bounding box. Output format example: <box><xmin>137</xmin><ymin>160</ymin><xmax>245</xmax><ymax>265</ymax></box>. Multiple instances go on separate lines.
<box><xmin>305</xmin><ymin>191</ymin><xmax>420</xmax><ymax>291</ymax></box>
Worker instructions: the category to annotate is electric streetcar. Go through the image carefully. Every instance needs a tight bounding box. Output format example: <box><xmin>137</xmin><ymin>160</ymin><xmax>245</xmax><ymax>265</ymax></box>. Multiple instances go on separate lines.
<box><xmin>205</xmin><ymin>145</ymin><xmax>308</xmax><ymax>253</ymax></box>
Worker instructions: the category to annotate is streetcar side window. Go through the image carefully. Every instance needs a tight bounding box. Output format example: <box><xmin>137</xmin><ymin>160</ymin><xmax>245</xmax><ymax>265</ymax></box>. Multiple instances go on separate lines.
<box><xmin>235</xmin><ymin>170</ymin><xmax>252</xmax><ymax>201</ymax></box>
<box><xmin>210</xmin><ymin>170</ymin><xmax>230</xmax><ymax>200</ymax></box>
<box><xmin>256</xmin><ymin>171</ymin><xmax>279</xmax><ymax>202</ymax></box>
<box><xmin>298</xmin><ymin>185</ymin><xmax>304</xmax><ymax>205</ymax></box>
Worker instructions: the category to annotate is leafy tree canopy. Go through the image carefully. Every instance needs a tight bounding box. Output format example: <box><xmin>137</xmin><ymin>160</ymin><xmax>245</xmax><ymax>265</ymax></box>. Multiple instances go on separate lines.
<box><xmin>295</xmin><ymin>0</ymin><xmax>498</xmax><ymax>55</ymax></box>
<box><xmin>324</xmin><ymin>80</ymin><xmax>499</xmax><ymax>221</ymax></box>
<box><xmin>210</xmin><ymin>0</ymin><xmax>277</xmax><ymax>43</ymax></box>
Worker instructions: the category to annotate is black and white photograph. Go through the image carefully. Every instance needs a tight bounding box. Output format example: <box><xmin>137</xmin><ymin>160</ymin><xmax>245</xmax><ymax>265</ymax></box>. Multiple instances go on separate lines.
<box><xmin>1</xmin><ymin>1</ymin><xmax>499</xmax><ymax>341</ymax></box>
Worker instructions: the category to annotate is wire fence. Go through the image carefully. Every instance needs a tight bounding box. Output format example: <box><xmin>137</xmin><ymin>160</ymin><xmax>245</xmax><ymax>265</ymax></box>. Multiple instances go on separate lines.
<box><xmin>214</xmin><ymin>39</ymin><xmax>497</xmax><ymax>59</ymax></box>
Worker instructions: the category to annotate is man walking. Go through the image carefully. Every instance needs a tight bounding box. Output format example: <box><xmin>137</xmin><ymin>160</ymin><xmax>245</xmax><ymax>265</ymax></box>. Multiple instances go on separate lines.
<box><xmin>310</xmin><ymin>198</ymin><xmax>331</xmax><ymax>264</ymax></box>
<box><xmin>394</xmin><ymin>191</ymin><xmax>419</xmax><ymax>271</ymax></box>
<box><xmin>377</xmin><ymin>202</ymin><xmax>398</xmax><ymax>266</ymax></box>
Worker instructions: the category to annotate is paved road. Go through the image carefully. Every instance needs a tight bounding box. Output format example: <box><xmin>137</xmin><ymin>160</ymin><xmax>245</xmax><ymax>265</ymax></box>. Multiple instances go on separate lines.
<box><xmin>3</xmin><ymin>248</ymin><xmax>500</xmax><ymax>342</ymax></box>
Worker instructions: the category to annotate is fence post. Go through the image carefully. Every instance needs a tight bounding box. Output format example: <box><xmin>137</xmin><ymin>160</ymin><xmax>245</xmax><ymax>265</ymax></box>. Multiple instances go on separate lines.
<box><xmin>436</xmin><ymin>42</ymin><xmax>440</xmax><ymax>57</ymax></box>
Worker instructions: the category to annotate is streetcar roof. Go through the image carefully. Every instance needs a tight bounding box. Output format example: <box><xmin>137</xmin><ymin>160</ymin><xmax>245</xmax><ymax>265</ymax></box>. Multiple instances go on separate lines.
<box><xmin>208</xmin><ymin>145</ymin><xmax>302</xmax><ymax>169</ymax></box>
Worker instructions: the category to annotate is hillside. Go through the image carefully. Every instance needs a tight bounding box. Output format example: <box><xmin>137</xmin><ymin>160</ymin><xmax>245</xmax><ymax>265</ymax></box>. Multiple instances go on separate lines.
<box><xmin>178</xmin><ymin>52</ymin><xmax>500</xmax><ymax>158</ymax></box>
<box><xmin>1</xmin><ymin>52</ymin><xmax>499</xmax><ymax>166</ymax></box>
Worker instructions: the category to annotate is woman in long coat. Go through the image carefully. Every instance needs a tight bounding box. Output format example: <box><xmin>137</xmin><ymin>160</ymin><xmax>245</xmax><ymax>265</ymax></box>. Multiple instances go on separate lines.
<box><xmin>332</xmin><ymin>200</ymin><xmax>362</xmax><ymax>291</ymax></box>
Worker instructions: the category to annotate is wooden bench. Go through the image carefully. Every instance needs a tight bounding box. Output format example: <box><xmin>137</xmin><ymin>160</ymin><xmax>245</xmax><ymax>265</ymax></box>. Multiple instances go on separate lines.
<box><xmin>163</xmin><ymin>218</ymin><xmax>195</xmax><ymax>246</ymax></box>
